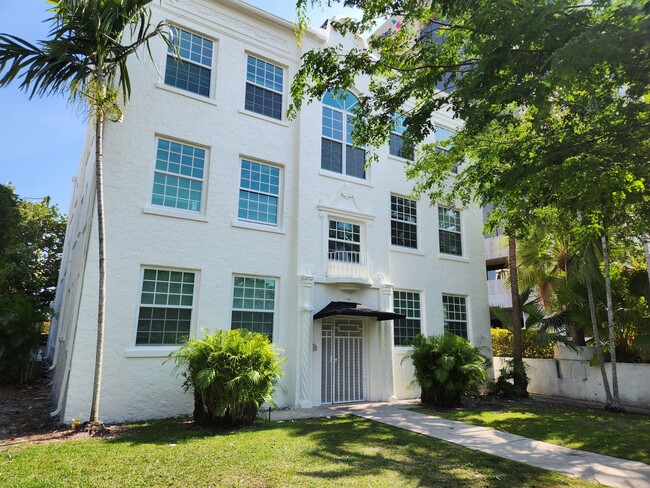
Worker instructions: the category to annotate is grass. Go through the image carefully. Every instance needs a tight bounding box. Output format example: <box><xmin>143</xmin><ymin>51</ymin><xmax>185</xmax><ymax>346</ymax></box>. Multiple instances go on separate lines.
<box><xmin>0</xmin><ymin>415</ymin><xmax>599</xmax><ymax>487</ymax></box>
<box><xmin>413</xmin><ymin>400</ymin><xmax>650</xmax><ymax>464</ymax></box>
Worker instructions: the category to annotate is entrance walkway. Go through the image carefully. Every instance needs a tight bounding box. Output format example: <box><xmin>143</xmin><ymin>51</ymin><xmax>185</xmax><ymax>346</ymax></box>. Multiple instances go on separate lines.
<box><xmin>270</xmin><ymin>400</ymin><xmax>650</xmax><ymax>488</ymax></box>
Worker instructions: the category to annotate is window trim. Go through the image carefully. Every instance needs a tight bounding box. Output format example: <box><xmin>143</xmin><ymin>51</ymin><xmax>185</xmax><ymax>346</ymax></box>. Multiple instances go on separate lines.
<box><xmin>390</xmin><ymin>194</ymin><xmax>418</xmax><ymax>250</ymax></box>
<box><xmin>163</xmin><ymin>25</ymin><xmax>215</xmax><ymax>98</ymax></box>
<box><xmin>230</xmin><ymin>274</ymin><xmax>278</xmax><ymax>342</ymax></box>
<box><xmin>243</xmin><ymin>53</ymin><xmax>286</xmax><ymax>121</ymax></box>
<box><xmin>442</xmin><ymin>293</ymin><xmax>469</xmax><ymax>339</ymax></box>
<box><xmin>393</xmin><ymin>289</ymin><xmax>423</xmax><ymax>347</ymax></box>
<box><xmin>237</xmin><ymin>157</ymin><xmax>283</xmax><ymax>227</ymax></box>
<box><xmin>438</xmin><ymin>206</ymin><xmax>463</xmax><ymax>257</ymax></box>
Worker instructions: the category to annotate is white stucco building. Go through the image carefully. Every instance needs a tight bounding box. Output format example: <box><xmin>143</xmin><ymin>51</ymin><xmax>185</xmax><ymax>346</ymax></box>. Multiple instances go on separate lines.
<box><xmin>47</xmin><ymin>0</ymin><xmax>491</xmax><ymax>423</ymax></box>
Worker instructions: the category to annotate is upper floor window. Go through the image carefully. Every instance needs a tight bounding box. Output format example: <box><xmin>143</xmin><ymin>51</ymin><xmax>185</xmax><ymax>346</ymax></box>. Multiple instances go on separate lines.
<box><xmin>438</xmin><ymin>207</ymin><xmax>462</xmax><ymax>256</ymax></box>
<box><xmin>328</xmin><ymin>219</ymin><xmax>361</xmax><ymax>263</ymax></box>
<box><xmin>389</xmin><ymin>114</ymin><xmax>413</xmax><ymax>160</ymax></box>
<box><xmin>442</xmin><ymin>294</ymin><xmax>468</xmax><ymax>339</ymax></box>
<box><xmin>434</xmin><ymin>125</ymin><xmax>457</xmax><ymax>173</ymax></box>
<box><xmin>152</xmin><ymin>139</ymin><xmax>205</xmax><ymax>212</ymax></box>
<box><xmin>231</xmin><ymin>276</ymin><xmax>276</xmax><ymax>341</ymax></box>
<box><xmin>391</xmin><ymin>195</ymin><xmax>418</xmax><ymax>249</ymax></box>
<box><xmin>136</xmin><ymin>268</ymin><xmax>195</xmax><ymax>346</ymax></box>
<box><xmin>321</xmin><ymin>90</ymin><xmax>365</xmax><ymax>179</ymax></box>
<box><xmin>245</xmin><ymin>55</ymin><xmax>284</xmax><ymax>120</ymax></box>
<box><xmin>393</xmin><ymin>290</ymin><xmax>422</xmax><ymax>346</ymax></box>
<box><xmin>238</xmin><ymin>159</ymin><xmax>280</xmax><ymax>225</ymax></box>
<box><xmin>165</xmin><ymin>26</ymin><xmax>213</xmax><ymax>97</ymax></box>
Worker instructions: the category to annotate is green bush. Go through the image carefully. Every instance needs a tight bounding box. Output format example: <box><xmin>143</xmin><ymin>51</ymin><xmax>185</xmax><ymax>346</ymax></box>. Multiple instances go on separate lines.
<box><xmin>168</xmin><ymin>329</ymin><xmax>285</xmax><ymax>427</ymax></box>
<box><xmin>490</xmin><ymin>328</ymin><xmax>555</xmax><ymax>359</ymax></box>
<box><xmin>489</xmin><ymin>359</ymin><xmax>529</xmax><ymax>398</ymax></box>
<box><xmin>405</xmin><ymin>333</ymin><xmax>488</xmax><ymax>408</ymax></box>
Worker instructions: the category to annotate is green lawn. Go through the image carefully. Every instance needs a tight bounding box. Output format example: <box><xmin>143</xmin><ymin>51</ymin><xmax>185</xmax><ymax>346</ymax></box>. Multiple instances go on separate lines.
<box><xmin>413</xmin><ymin>400</ymin><xmax>650</xmax><ymax>464</ymax></box>
<box><xmin>0</xmin><ymin>415</ymin><xmax>598</xmax><ymax>487</ymax></box>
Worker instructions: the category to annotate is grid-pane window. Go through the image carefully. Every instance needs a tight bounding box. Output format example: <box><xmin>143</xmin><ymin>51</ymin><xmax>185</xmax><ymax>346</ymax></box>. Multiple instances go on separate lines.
<box><xmin>321</xmin><ymin>90</ymin><xmax>365</xmax><ymax>179</ymax></box>
<box><xmin>328</xmin><ymin>220</ymin><xmax>361</xmax><ymax>262</ymax></box>
<box><xmin>438</xmin><ymin>207</ymin><xmax>462</xmax><ymax>256</ymax></box>
<box><xmin>231</xmin><ymin>276</ymin><xmax>276</xmax><ymax>341</ymax></box>
<box><xmin>245</xmin><ymin>56</ymin><xmax>283</xmax><ymax>120</ymax></box>
<box><xmin>165</xmin><ymin>27</ymin><xmax>212</xmax><ymax>97</ymax></box>
<box><xmin>435</xmin><ymin>125</ymin><xmax>457</xmax><ymax>173</ymax></box>
<box><xmin>393</xmin><ymin>290</ymin><xmax>421</xmax><ymax>346</ymax></box>
<box><xmin>136</xmin><ymin>269</ymin><xmax>194</xmax><ymax>345</ymax></box>
<box><xmin>389</xmin><ymin>114</ymin><xmax>414</xmax><ymax>160</ymax></box>
<box><xmin>238</xmin><ymin>159</ymin><xmax>280</xmax><ymax>225</ymax></box>
<box><xmin>391</xmin><ymin>195</ymin><xmax>417</xmax><ymax>248</ymax></box>
<box><xmin>152</xmin><ymin>139</ymin><xmax>205</xmax><ymax>212</ymax></box>
<box><xmin>443</xmin><ymin>294</ymin><xmax>467</xmax><ymax>339</ymax></box>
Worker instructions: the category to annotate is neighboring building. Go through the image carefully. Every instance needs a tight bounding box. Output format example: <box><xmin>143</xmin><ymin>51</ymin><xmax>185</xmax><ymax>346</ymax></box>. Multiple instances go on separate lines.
<box><xmin>483</xmin><ymin>206</ymin><xmax>511</xmax><ymax>327</ymax></box>
<box><xmin>47</xmin><ymin>0</ymin><xmax>491</xmax><ymax>423</ymax></box>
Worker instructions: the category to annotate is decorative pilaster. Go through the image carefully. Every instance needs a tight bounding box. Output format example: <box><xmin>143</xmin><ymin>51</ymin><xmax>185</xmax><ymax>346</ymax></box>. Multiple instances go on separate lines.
<box><xmin>296</xmin><ymin>275</ymin><xmax>315</xmax><ymax>408</ymax></box>
<box><xmin>381</xmin><ymin>284</ymin><xmax>397</xmax><ymax>401</ymax></box>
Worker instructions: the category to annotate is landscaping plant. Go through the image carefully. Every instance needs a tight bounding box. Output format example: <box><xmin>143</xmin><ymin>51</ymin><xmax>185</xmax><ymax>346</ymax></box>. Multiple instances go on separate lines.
<box><xmin>168</xmin><ymin>328</ymin><xmax>285</xmax><ymax>427</ymax></box>
<box><xmin>405</xmin><ymin>333</ymin><xmax>488</xmax><ymax>408</ymax></box>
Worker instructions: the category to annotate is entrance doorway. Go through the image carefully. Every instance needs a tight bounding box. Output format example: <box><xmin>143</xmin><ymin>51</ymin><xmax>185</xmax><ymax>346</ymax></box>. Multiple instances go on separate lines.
<box><xmin>321</xmin><ymin>318</ymin><xmax>365</xmax><ymax>404</ymax></box>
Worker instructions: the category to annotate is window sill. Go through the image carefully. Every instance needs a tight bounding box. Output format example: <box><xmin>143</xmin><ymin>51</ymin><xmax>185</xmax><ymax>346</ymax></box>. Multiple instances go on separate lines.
<box><xmin>125</xmin><ymin>347</ymin><xmax>179</xmax><ymax>358</ymax></box>
<box><xmin>438</xmin><ymin>253</ymin><xmax>470</xmax><ymax>264</ymax></box>
<box><xmin>387</xmin><ymin>154</ymin><xmax>413</xmax><ymax>164</ymax></box>
<box><xmin>238</xmin><ymin>109</ymin><xmax>289</xmax><ymax>128</ymax></box>
<box><xmin>142</xmin><ymin>207</ymin><xmax>208</xmax><ymax>222</ymax></box>
<box><xmin>318</xmin><ymin>169</ymin><xmax>372</xmax><ymax>187</ymax></box>
<box><xmin>156</xmin><ymin>82</ymin><xmax>217</xmax><ymax>106</ymax></box>
<box><xmin>390</xmin><ymin>246</ymin><xmax>425</xmax><ymax>257</ymax></box>
<box><xmin>231</xmin><ymin>219</ymin><xmax>285</xmax><ymax>234</ymax></box>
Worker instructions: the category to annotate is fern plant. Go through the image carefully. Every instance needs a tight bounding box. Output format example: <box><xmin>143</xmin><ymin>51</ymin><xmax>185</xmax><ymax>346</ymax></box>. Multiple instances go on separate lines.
<box><xmin>405</xmin><ymin>333</ymin><xmax>488</xmax><ymax>408</ymax></box>
<box><xmin>168</xmin><ymin>329</ymin><xmax>285</xmax><ymax>427</ymax></box>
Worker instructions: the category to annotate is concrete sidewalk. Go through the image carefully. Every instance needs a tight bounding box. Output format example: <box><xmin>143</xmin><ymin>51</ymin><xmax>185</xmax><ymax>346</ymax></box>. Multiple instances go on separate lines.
<box><xmin>269</xmin><ymin>400</ymin><xmax>650</xmax><ymax>488</ymax></box>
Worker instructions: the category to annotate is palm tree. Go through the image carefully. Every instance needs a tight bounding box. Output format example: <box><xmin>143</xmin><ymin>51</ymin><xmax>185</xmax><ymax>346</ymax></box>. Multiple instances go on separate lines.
<box><xmin>507</xmin><ymin>236</ymin><xmax>527</xmax><ymax>397</ymax></box>
<box><xmin>0</xmin><ymin>0</ymin><xmax>170</xmax><ymax>426</ymax></box>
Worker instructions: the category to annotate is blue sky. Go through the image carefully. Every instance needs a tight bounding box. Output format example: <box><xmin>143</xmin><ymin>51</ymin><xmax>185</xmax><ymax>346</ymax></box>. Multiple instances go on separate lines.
<box><xmin>0</xmin><ymin>1</ymin><xmax>360</xmax><ymax>211</ymax></box>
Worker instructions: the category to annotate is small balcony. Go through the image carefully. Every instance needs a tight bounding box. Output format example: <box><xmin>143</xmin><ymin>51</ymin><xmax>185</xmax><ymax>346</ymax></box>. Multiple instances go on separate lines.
<box><xmin>325</xmin><ymin>251</ymin><xmax>371</xmax><ymax>285</ymax></box>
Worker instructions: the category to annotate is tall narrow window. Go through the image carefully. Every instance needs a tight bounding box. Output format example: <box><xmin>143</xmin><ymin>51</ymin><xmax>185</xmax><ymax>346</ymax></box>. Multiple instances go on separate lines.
<box><xmin>238</xmin><ymin>159</ymin><xmax>280</xmax><ymax>225</ymax></box>
<box><xmin>328</xmin><ymin>220</ymin><xmax>361</xmax><ymax>263</ymax></box>
<box><xmin>164</xmin><ymin>26</ymin><xmax>213</xmax><ymax>97</ymax></box>
<box><xmin>438</xmin><ymin>207</ymin><xmax>462</xmax><ymax>256</ymax></box>
<box><xmin>231</xmin><ymin>276</ymin><xmax>276</xmax><ymax>341</ymax></box>
<box><xmin>434</xmin><ymin>125</ymin><xmax>457</xmax><ymax>173</ymax></box>
<box><xmin>393</xmin><ymin>290</ymin><xmax>421</xmax><ymax>346</ymax></box>
<box><xmin>152</xmin><ymin>139</ymin><xmax>205</xmax><ymax>212</ymax></box>
<box><xmin>389</xmin><ymin>114</ymin><xmax>413</xmax><ymax>160</ymax></box>
<box><xmin>245</xmin><ymin>55</ymin><xmax>284</xmax><ymax>120</ymax></box>
<box><xmin>321</xmin><ymin>90</ymin><xmax>365</xmax><ymax>179</ymax></box>
<box><xmin>136</xmin><ymin>269</ymin><xmax>195</xmax><ymax>345</ymax></box>
<box><xmin>443</xmin><ymin>294</ymin><xmax>467</xmax><ymax>339</ymax></box>
<box><xmin>391</xmin><ymin>195</ymin><xmax>418</xmax><ymax>248</ymax></box>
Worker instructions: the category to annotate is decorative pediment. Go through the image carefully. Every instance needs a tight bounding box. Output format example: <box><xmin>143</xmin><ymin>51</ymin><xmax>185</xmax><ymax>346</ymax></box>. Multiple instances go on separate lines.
<box><xmin>317</xmin><ymin>183</ymin><xmax>375</xmax><ymax>221</ymax></box>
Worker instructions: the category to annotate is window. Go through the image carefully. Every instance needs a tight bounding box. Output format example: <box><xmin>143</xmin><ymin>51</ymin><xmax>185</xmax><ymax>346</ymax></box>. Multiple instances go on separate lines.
<box><xmin>443</xmin><ymin>294</ymin><xmax>467</xmax><ymax>339</ymax></box>
<box><xmin>231</xmin><ymin>276</ymin><xmax>276</xmax><ymax>341</ymax></box>
<box><xmin>238</xmin><ymin>159</ymin><xmax>280</xmax><ymax>225</ymax></box>
<box><xmin>391</xmin><ymin>195</ymin><xmax>417</xmax><ymax>248</ymax></box>
<box><xmin>245</xmin><ymin>55</ymin><xmax>283</xmax><ymax>120</ymax></box>
<box><xmin>389</xmin><ymin>114</ymin><xmax>413</xmax><ymax>160</ymax></box>
<box><xmin>393</xmin><ymin>290</ymin><xmax>421</xmax><ymax>346</ymax></box>
<box><xmin>328</xmin><ymin>220</ymin><xmax>361</xmax><ymax>262</ymax></box>
<box><xmin>165</xmin><ymin>26</ymin><xmax>213</xmax><ymax>97</ymax></box>
<box><xmin>438</xmin><ymin>207</ymin><xmax>462</xmax><ymax>256</ymax></box>
<box><xmin>321</xmin><ymin>90</ymin><xmax>365</xmax><ymax>179</ymax></box>
<box><xmin>136</xmin><ymin>269</ymin><xmax>195</xmax><ymax>345</ymax></box>
<box><xmin>434</xmin><ymin>125</ymin><xmax>457</xmax><ymax>173</ymax></box>
<box><xmin>152</xmin><ymin>139</ymin><xmax>205</xmax><ymax>212</ymax></box>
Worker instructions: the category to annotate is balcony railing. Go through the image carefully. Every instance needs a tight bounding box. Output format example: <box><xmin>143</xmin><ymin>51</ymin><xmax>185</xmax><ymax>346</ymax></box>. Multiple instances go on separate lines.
<box><xmin>327</xmin><ymin>251</ymin><xmax>369</xmax><ymax>280</ymax></box>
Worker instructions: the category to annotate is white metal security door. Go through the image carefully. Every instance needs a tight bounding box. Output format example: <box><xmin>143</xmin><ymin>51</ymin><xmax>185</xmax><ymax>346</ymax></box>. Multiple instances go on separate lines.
<box><xmin>321</xmin><ymin>318</ymin><xmax>365</xmax><ymax>404</ymax></box>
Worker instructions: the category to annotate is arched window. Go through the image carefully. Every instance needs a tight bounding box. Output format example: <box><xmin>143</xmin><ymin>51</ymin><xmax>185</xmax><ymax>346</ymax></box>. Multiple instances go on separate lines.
<box><xmin>321</xmin><ymin>90</ymin><xmax>365</xmax><ymax>179</ymax></box>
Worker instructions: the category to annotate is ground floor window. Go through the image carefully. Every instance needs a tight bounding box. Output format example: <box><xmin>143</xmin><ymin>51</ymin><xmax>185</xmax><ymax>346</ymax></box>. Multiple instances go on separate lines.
<box><xmin>442</xmin><ymin>294</ymin><xmax>468</xmax><ymax>339</ymax></box>
<box><xmin>393</xmin><ymin>290</ymin><xmax>421</xmax><ymax>346</ymax></box>
<box><xmin>231</xmin><ymin>276</ymin><xmax>276</xmax><ymax>341</ymax></box>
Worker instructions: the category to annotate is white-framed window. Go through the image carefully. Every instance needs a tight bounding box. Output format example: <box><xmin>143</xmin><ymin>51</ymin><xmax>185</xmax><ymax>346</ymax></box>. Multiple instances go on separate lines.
<box><xmin>152</xmin><ymin>138</ymin><xmax>205</xmax><ymax>212</ymax></box>
<box><xmin>442</xmin><ymin>294</ymin><xmax>468</xmax><ymax>339</ymax></box>
<box><xmin>136</xmin><ymin>268</ymin><xmax>195</xmax><ymax>346</ymax></box>
<box><xmin>328</xmin><ymin>219</ymin><xmax>361</xmax><ymax>262</ymax></box>
<box><xmin>389</xmin><ymin>114</ymin><xmax>413</xmax><ymax>160</ymax></box>
<box><xmin>438</xmin><ymin>206</ymin><xmax>462</xmax><ymax>256</ymax></box>
<box><xmin>391</xmin><ymin>195</ymin><xmax>417</xmax><ymax>248</ymax></box>
<box><xmin>164</xmin><ymin>26</ymin><xmax>213</xmax><ymax>97</ymax></box>
<box><xmin>231</xmin><ymin>276</ymin><xmax>276</xmax><ymax>341</ymax></box>
<box><xmin>434</xmin><ymin>125</ymin><xmax>457</xmax><ymax>173</ymax></box>
<box><xmin>393</xmin><ymin>290</ymin><xmax>421</xmax><ymax>346</ymax></box>
<box><xmin>238</xmin><ymin>159</ymin><xmax>280</xmax><ymax>225</ymax></box>
<box><xmin>245</xmin><ymin>55</ymin><xmax>284</xmax><ymax>120</ymax></box>
<box><xmin>321</xmin><ymin>90</ymin><xmax>365</xmax><ymax>179</ymax></box>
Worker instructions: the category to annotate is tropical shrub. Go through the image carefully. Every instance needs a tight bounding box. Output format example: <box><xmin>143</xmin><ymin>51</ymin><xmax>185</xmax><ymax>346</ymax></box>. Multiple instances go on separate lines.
<box><xmin>489</xmin><ymin>359</ymin><xmax>529</xmax><ymax>398</ymax></box>
<box><xmin>490</xmin><ymin>328</ymin><xmax>555</xmax><ymax>359</ymax></box>
<box><xmin>168</xmin><ymin>329</ymin><xmax>285</xmax><ymax>427</ymax></box>
<box><xmin>405</xmin><ymin>333</ymin><xmax>488</xmax><ymax>408</ymax></box>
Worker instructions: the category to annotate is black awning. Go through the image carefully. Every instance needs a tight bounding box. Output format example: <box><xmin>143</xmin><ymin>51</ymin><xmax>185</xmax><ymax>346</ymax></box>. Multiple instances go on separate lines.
<box><xmin>313</xmin><ymin>301</ymin><xmax>406</xmax><ymax>321</ymax></box>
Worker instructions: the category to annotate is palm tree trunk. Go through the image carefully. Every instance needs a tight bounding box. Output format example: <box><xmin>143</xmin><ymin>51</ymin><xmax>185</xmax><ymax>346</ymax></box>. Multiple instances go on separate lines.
<box><xmin>600</xmin><ymin>232</ymin><xmax>623</xmax><ymax>412</ymax></box>
<box><xmin>508</xmin><ymin>236</ymin><xmax>527</xmax><ymax>397</ymax></box>
<box><xmin>89</xmin><ymin>108</ymin><xmax>107</xmax><ymax>424</ymax></box>
<box><xmin>585</xmin><ymin>274</ymin><xmax>613</xmax><ymax>406</ymax></box>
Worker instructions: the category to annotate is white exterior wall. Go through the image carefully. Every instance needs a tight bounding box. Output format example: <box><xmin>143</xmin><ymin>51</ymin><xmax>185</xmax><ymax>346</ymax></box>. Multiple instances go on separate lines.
<box><xmin>50</xmin><ymin>0</ymin><xmax>491</xmax><ymax>423</ymax></box>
